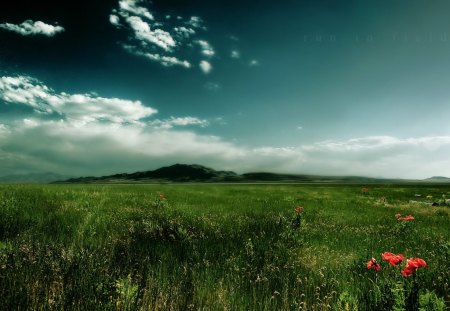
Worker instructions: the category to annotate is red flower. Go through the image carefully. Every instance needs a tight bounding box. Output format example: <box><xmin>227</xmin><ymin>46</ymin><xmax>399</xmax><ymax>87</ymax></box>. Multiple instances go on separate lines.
<box><xmin>401</xmin><ymin>258</ymin><xmax>426</xmax><ymax>277</ymax></box>
<box><xmin>382</xmin><ymin>252</ymin><xmax>404</xmax><ymax>266</ymax></box>
<box><xmin>398</xmin><ymin>215</ymin><xmax>414</xmax><ymax>221</ymax></box>
<box><xmin>294</xmin><ymin>206</ymin><xmax>304</xmax><ymax>213</ymax></box>
<box><xmin>402</xmin><ymin>215</ymin><xmax>414</xmax><ymax>221</ymax></box>
<box><xmin>367</xmin><ymin>258</ymin><xmax>381</xmax><ymax>271</ymax></box>
<box><xmin>361</xmin><ymin>187</ymin><xmax>369</xmax><ymax>193</ymax></box>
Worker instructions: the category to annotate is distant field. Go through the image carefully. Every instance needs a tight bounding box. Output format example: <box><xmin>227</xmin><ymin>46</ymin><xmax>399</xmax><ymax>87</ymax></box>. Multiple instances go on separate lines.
<box><xmin>0</xmin><ymin>184</ymin><xmax>449</xmax><ymax>310</ymax></box>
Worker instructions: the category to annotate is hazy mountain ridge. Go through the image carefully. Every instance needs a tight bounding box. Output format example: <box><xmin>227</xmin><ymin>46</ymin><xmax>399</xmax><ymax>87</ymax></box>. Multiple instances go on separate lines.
<box><xmin>55</xmin><ymin>164</ymin><xmax>445</xmax><ymax>184</ymax></box>
<box><xmin>0</xmin><ymin>172</ymin><xmax>72</xmax><ymax>183</ymax></box>
<box><xmin>3</xmin><ymin>164</ymin><xmax>448</xmax><ymax>184</ymax></box>
<box><xmin>422</xmin><ymin>176</ymin><xmax>450</xmax><ymax>183</ymax></box>
<box><xmin>61</xmin><ymin>164</ymin><xmax>240</xmax><ymax>183</ymax></box>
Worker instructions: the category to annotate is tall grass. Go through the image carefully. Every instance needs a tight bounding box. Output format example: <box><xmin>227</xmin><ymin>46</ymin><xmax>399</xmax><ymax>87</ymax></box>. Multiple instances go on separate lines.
<box><xmin>0</xmin><ymin>184</ymin><xmax>448</xmax><ymax>310</ymax></box>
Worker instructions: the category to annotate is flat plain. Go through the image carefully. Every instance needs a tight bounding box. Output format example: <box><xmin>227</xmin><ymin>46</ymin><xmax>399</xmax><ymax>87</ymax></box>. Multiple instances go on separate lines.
<box><xmin>0</xmin><ymin>184</ymin><xmax>448</xmax><ymax>310</ymax></box>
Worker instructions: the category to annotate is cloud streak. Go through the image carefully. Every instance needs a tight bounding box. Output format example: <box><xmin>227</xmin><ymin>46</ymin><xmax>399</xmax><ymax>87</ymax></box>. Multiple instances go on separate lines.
<box><xmin>149</xmin><ymin>117</ymin><xmax>209</xmax><ymax>129</ymax></box>
<box><xmin>2</xmin><ymin>75</ymin><xmax>450</xmax><ymax>179</ymax></box>
<box><xmin>0</xmin><ymin>20</ymin><xmax>64</xmax><ymax>37</ymax></box>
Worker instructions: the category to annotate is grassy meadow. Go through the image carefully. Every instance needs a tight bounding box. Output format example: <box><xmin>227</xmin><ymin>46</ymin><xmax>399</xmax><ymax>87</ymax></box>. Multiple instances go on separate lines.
<box><xmin>0</xmin><ymin>183</ymin><xmax>449</xmax><ymax>310</ymax></box>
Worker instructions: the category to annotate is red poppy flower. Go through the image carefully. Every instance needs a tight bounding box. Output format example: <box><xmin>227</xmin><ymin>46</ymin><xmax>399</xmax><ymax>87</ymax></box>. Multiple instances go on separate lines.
<box><xmin>402</xmin><ymin>215</ymin><xmax>414</xmax><ymax>221</ymax></box>
<box><xmin>361</xmin><ymin>187</ymin><xmax>369</xmax><ymax>192</ymax></box>
<box><xmin>294</xmin><ymin>206</ymin><xmax>304</xmax><ymax>213</ymax></box>
<box><xmin>401</xmin><ymin>258</ymin><xmax>426</xmax><ymax>277</ymax></box>
<box><xmin>367</xmin><ymin>258</ymin><xmax>381</xmax><ymax>271</ymax></box>
<box><xmin>398</xmin><ymin>215</ymin><xmax>414</xmax><ymax>221</ymax></box>
<box><xmin>382</xmin><ymin>252</ymin><xmax>404</xmax><ymax>266</ymax></box>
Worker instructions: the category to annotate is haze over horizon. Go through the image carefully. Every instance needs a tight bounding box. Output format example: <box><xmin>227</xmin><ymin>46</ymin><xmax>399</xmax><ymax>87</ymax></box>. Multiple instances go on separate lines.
<box><xmin>1</xmin><ymin>0</ymin><xmax>450</xmax><ymax>179</ymax></box>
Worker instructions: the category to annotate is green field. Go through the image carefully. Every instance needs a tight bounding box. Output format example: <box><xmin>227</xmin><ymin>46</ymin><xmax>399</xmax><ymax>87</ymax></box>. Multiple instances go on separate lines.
<box><xmin>0</xmin><ymin>184</ymin><xmax>449</xmax><ymax>310</ymax></box>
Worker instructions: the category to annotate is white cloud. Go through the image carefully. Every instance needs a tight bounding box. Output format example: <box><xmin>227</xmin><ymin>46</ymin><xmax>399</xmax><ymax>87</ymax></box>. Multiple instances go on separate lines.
<box><xmin>3</xmin><ymin>117</ymin><xmax>450</xmax><ymax>178</ymax></box>
<box><xmin>0</xmin><ymin>75</ymin><xmax>156</xmax><ymax>124</ymax></box>
<box><xmin>125</xmin><ymin>15</ymin><xmax>176</xmax><ymax>52</ymax></box>
<box><xmin>292</xmin><ymin>136</ymin><xmax>450</xmax><ymax>178</ymax></box>
<box><xmin>174</xmin><ymin>26</ymin><xmax>195</xmax><ymax>39</ymax></box>
<box><xmin>186</xmin><ymin>16</ymin><xmax>204</xmax><ymax>29</ymax></box>
<box><xmin>0</xmin><ymin>118</ymin><xmax>245</xmax><ymax>176</ymax></box>
<box><xmin>110</xmin><ymin>0</ymin><xmax>217</xmax><ymax>71</ymax></box>
<box><xmin>142</xmin><ymin>53</ymin><xmax>191</xmax><ymax>68</ymax></box>
<box><xmin>22</xmin><ymin>118</ymin><xmax>40</xmax><ymax>128</ymax></box>
<box><xmin>149</xmin><ymin>117</ymin><xmax>209</xmax><ymax>129</ymax></box>
<box><xmin>200</xmin><ymin>60</ymin><xmax>212</xmax><ymax>74</ymax></box>
<box><xmin>0</xmin><ymin>124</ymin><xmax>9</xmax><ymax>135</ymax></box>
<box><xmin>231</xmin><ymin>50</ymin><xmax>240</xmax><ymax>59</ymax></box>
<box><xmin>3</xmin><ymin>75</ymin><xmax>448</xmax><ymax>179</ymax></box>
<box><xmin>196</xmin><ymin>40</ymin><xmax>215</xmax><ymax>57</ymax></box>
<box><xmin>122</xmin><ymin>45</ymin><xmax>191</xmax><ymax>68</ymax></box>
<box><xmin>2</xmin><ymin>82</ymin><xmax>450</xmax><ymax>178</ymax></box>
<box><xmin>0</xmin><ymin>20</ymin><xmax>64</xmax><ymax>37</ymax></box>
<box><xmin>118</xmin><ymin>0</ymin><xmax>154</xmax><ymax>20</ymax></box>
<box><xmin>204</xmin><ymin>82</ymin><xmax>220</xmax><ymax>91</ymax></box>
<box><xmin>109</xmin><ymin>14</ymin><xmax>121</xmax><ymax>26</ymax></box>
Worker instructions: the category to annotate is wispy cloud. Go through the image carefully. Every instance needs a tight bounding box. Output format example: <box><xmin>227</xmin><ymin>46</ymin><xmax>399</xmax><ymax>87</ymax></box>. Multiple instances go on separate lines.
<box><xmin>0</xmin><ymin>75</ymin><xmax>156</xmax><ymax>124</ymax></box>
<box><xmin>200</xmin><ymin>60</ymin><xmax>212</xmax><ymax>74</ymax></box>
<box><xmin>0</xmin><ymin>20</ymin><xmax>64</xmax><ymax>37</ymax></box>
<box><xmin>149</xmin><ymin>117</ymin><xmax>209</xmax><ymax>129</ymax></box>
<box><xmin>204</xmin><ymin>82</ymin><xmax>220</xmax><ymax>91</ymax></box>
<box><xmin>125</xmin><ymin>15</ymin><xmax>176</xmax><ymax>51</ymax></box>
<box><xmin>0</xmin><ymin>74</ymin><xmax>233</xmax><ymax>176</ymax></box>
<box><xmin>110</xmin><ymin>0</ymin><xmax>214</xmax><ymax>73</ymax></box>
<box><xmin>185</xmin><ymin>16</ymin><xmax>205</xmax><ymax>29</ymax></box>
<box><xmin>231</xmin><ymin>50</ymin><xmax>240</xmax><ymax>59</ymax></box>
<box><xmin>196</xmin><ymin>40</ymin><xmax>215</xmax><ymax>57</ymax></box>
<box><xmin>122</xmin><ymin>45</ymin><xmax>191</xmax><ymax>68</ymax></box>
<box><xmin>118</xmin><ymin>0</ymin><xmax>154</xmax><ymax>20</ymax></box>
<box><xmin>173</xmin><ymin>26</ymin><xmax>195</xmax><ymax>39</ymax></box>
<box><xmin>3</xmin><ymin>75</ymin><xmax>449</xmax><ymax>178</ymax></box>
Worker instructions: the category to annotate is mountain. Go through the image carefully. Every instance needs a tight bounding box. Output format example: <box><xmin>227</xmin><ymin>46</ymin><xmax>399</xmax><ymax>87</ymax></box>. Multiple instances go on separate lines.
<box><xmin>5</xmin><ymin>165</ymin><xmax>448</xmax><ymax>184</ymax></box>
<box><xmin>62</xmin><ymin>164</ymin><xmax>240</xmax><ymax>183</ymax></box>
<box><xmin>422</xmin><ymin>176</ymin><xmax>450</xmax><ymax>183</ymax></box>
<box><xmin>59</xmin><ymin>164</ymin><xmax>419</xmax><ymax>184</ymax></box>
<box><xmin>0</xmin><ymin>172</ymin><xmax>72</xmax><ymax>183</ymax></box>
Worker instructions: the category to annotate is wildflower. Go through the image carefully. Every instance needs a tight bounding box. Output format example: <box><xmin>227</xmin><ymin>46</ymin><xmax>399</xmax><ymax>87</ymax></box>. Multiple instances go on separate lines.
<box><xmin>382</xmin><ymin>252</ymin><xmax>404</xmax><ymax>266</ymax></box>
<box><xmin>398</xmin><ymin>215</ymin><xmax>414</xmax><ymax>221</ymax></box>
<box><xmin>367</xmin><ymin>258</ymin><xmax>381</xmax><ymax>271</ymax></box>
<box><xmin>401</xmin><ymin>258</ymin><xmax>426</xmax><ymax>277</ymax></box>
<box><xmin>294</xmin><ymin>206</ymin><xmax>304</xmax><ymax>213</ymax></box>
<box><xmin>361</xmin><ymin>187</ymin><xmax>369</xmax><ymax>193</ymax></box>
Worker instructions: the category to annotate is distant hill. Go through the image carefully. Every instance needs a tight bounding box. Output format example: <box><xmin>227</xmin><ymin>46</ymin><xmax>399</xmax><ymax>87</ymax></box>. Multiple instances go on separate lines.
<box><xmin>422</xmin><ymin>176</ymin><xmax>450</xmax><ymax>183</ymax></box>
<box><xmin>7</xmin><ymin>164</ymin><xmax>447</xmax><ymax>184</ymax></box>
<box><xmin>0</xmin><ymin>172</ymin><xmax>72</xmax><ymax>183</ymax></box>
<box><xmin>62</xmin><ymin>164</ymin><xmax>240</xmax><ymax>183</ymax></box>
<box><xmin>58</xmin><ymin>164</ymin><xmax>420</xmax><ymax>184</ymax></box>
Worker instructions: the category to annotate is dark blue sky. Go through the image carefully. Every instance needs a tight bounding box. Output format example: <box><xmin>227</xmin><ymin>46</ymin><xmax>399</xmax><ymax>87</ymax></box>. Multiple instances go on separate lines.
<box><xmin>1</xmin><ymin>0</ymin><xmax>450</xmax><ymax>178</ymax></box>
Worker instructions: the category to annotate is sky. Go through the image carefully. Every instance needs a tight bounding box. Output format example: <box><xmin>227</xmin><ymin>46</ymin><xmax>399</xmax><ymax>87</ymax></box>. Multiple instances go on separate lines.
<box><xmin>1</xmin><ymin>0</ymin><xmax>450</xmax><ymax>179</ymax></box>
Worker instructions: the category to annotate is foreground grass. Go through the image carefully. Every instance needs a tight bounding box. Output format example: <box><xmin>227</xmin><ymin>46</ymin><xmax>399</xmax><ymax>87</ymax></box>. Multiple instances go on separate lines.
<box><xmin>0</xmin><ymin>184</ymin><xmax>449</xmax><ymax>310</ymax></box>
